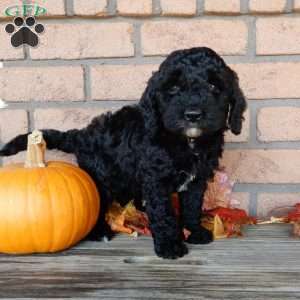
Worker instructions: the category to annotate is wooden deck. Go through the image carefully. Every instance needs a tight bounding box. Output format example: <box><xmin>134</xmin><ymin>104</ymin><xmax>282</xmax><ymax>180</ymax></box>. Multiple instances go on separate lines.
<box><xmin>1</xmin><ymin>224</ymin><xmax>300</xmax><ymax>299</ymax></box>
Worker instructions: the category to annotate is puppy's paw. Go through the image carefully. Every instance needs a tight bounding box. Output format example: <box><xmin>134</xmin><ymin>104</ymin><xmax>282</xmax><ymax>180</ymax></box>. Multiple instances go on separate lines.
<box><xmin>155</xmin><ymin>240</ymin><xmax>188</xmax><ymax>259</ymax></box>
<box><xmin>186</xmin><ymin>226</ymin><xmax>213</xmax><ymax>244</ymax></box>
<box><xmin>86</xmin><ymin>224</ymin><xmax>115</xmax><ymax>242</ymax></box>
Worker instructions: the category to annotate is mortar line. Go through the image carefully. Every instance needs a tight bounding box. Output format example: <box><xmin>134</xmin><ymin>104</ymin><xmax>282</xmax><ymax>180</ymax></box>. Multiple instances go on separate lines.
<box><xmin>65</xmin><ymin>0</ymin><xmax>74</xmax><ymax>17</ymax></box>
<box><xmin>249</xmin><ymin>191</ymin><xmax>258</xmax><ymax>216</ymax></box>
<box><xmin>133</xmin><ymin>23</ymin><xmax>142</xmax><ymax>58</ymax></box>
<box><xmin>107</xmin><ymin>0</ymin><xmax>117</xmax><ymax>16</ymax></box>
<box><xmin>240</xmin><ymin>0</ymin><xmax>249</xmax><ymax>14</ymax></box>
<box><xmin>22</xmin><ymin>45</ymin><xmax>27</xmax><ymax>60</ymax></box>
<box><xmin>1</xmin><ymin>100</ymin><xmax>138</xmax><ymax>110</ymax></box>
<box><xmin>248</xmin><ymin>99</ymin><xmax>300</xmax><ymax>106</ymax></box>
<box><xmin>1</xmin><ymin>13</ymin><xmax>294</xmax><ymax>24</ymax></box>
<box><xmin>246</xmin><ymin>15</ymin><xmax>256</xmax><ymax>58</ymax></box>
<box><xmin>27</xmin><ymin>109</ymin><xmax>34</xmax><ymax>131</ymax></box>
<box><xmin>23</xmin><ymin>43</ymin><xmax>31</xmax><ymax>60</ymax></box>
<box><xmin>286</xmin><ymin>0</ymin><xmax>294</xmax><ymax>12</ymax></box>
<box><xmin>63</xmin><ymin>0</ymin><xmax>68</xmax><ymax>16</ymax></box>
<box><xmin>249</xmin><ymin>99</ymin><xmax>258</xmax><ymax>146</ymax></box>
<box><xmin>234</xmin><ymin>183</ymin><xmax>300</xmax><ymax>192</ymax></box>
<box><xmin>196</xmin><ymin>0</ymin><xmax>205</xmax><ymax>15</ymax></box>
<box><xmin>4</xmin><ymin>54</ymin><xmax>300</xmax><ymax>68</ymax></box>
<box><xmin>225</xmin><ymin>143</ymin><xmax>300</xmax><ymax>150</ymax></box>
<box><xmin>152</xmin><ymin>0</ymin><xmax>161</xmax><ymax>15</ymax></box>
<box><xmin>83</xmin><ymin>65</ymin><xmax>92</xmax><ymax>101</ymax></box>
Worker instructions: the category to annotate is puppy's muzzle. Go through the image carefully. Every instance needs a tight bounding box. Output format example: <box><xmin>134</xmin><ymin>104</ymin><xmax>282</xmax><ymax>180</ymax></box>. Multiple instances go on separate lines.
<box><xmin>184</xmin><ymin>110</ymin><xmax>203</xmax><ymax>138</ymax></box>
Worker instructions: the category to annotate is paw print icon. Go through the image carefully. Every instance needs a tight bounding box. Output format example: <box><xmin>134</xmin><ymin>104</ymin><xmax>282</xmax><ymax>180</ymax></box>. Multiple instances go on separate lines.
<box><xmin>5</xmin><ymin>16</ymin><xmax>44</xmax><ymax>47</ymax></box>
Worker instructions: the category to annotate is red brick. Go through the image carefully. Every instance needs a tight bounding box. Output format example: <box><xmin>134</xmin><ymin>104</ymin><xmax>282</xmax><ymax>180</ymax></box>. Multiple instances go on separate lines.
<box><xmin>257</xmin><ymin>17</ymin><xmax>300</xmax><ymax>55</ymax></box>
<box><xmin>91</xmin><ymin>65</ymin><xmax>157</xmax><ymax>100</ymax></box>
<box><xmin>141</xmin><ymin>20</ymin><xmax>248</xmax><ymax>56</ymax></box>
<box><xmin>258</xmin><ymin>107</ymin><xmax>300</xmax><ymax>142</ymax></box>
<box><xmin>222</xmin><ymin>150</ymin><xmax>300</xmax><ymax>184</ymax></box>
<box><xmin>73</xmin><ymin>0</ymin><xmax>108</xmax><ymax>16</ymax></box>
<box><xmin>232</xmin><ymin>63</ymin><xmax>300</xmax><ymax>99</ymax></box>
<box><xmin>40</xmin><ymin>0</ymin><xmax>65</xmax><ymax>16</ymax></box>
<box><xmin>204</xmin><ymin>0</ymin><xmax>240</xmax><ymax>14</ymax></box>
<box><xmin>160</xmin><ymin>0</ymin><xmax>197</xmax><ymax>16</ymax></box>
<box><xmin>34</xmin><ymin>108</ymin><xmax>109</xmax><ymax>131</ymax></box>
<box><xmin>30</xmin><ymin>23</ymin><xmax>134</xmax><ymax>60</ymax></box>
<box><xmin>257</xmin><ymin>193</ymin><xmax>300</xmax><ymax>218</ymax></box>
<box><xmin>0</xmin><ymin>67</ymin><xmax>84</xmax><ymax>101</ymax></box>
<box><xmin>249</xmin><ymin>0</ymin><xmax>286</xmax><ymax>13</ymax></box>
<box><xmin>0</xmin><ymin>28</ymin><xmax>24</xmax><ymax>60</ymax></box>
<box><xmin>117</xmin><ymin>0</ymin><xmax>152</xmax><ymax>16</ymax></box>
<box><xmin>232</xmin><ymin>192</ymin><xmax>250</xmax><ymax>213</ymax></box>
<box><xmin>295</xmin><ymin>0</ymin><xmax>300</xmax><ymax>11</ymax></box>
<box><xmin>0</xmin><ymin>109</ymin><xmax>28</xmax><ymax>143</ymax></box>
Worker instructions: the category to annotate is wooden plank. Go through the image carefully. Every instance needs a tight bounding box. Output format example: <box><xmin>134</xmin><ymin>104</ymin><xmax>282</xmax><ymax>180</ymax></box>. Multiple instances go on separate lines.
<box><xmin>0</xmin><ymin>224</ymin><xmax>299</xmax><ymax>299</ymax></box>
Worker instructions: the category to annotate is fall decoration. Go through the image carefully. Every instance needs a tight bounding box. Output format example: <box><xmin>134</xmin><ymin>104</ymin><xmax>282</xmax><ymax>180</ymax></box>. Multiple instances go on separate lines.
<box><xmin>203</xmin><ymin>169</ymin><xmax>236</xmax><ymax>210</ymax></box>
<box><xmin>202</xmin><ymin>207</ymin><xmax>256</xmax><ymax>239</ymax></box>
<box><xmin>262</xmin><ymin>204</ymin><xmax>300</xmax><ymax>237</ymax></box>
<box><xmin>106</xmin><ymin>169</ymin><xmax>255</xmax><ymax>239</ymax></box>
<box><xmin>105</xmin><ymin>201</ymin><xmax>150</xmax><ymax>236</ymax></box>
<box><xmin>0</xmin><ymin>130</ymin><xmax>100</xmax><ymax>254</ymax></box>
<box><xmin>286</xmin><ymin>204</ymin><xmax>300</xmax><ymax>236</ymax></box>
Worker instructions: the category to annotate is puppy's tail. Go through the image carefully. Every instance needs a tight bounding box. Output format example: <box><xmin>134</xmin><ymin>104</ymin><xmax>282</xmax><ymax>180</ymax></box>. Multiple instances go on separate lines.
<box><xmin>0</xmin><ymin>129</ymin><xmax>79</xmax><ymax>157</ymax></box>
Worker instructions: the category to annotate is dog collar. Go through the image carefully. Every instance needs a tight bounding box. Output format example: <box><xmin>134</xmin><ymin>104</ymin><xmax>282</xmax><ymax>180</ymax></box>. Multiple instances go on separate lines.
<box><xmin>177</xmin><ymin>170</ymin><xmax>197</xmax><ymax>192</ymax></box>
<box><xmin>187</xmin><ymin>137</ymin><xmax>200</xmax><ymax>157</ymax></box>
<box><xmin>188</xmin><ymin>137</ymin><xmax>196</xmax><ymax>149</ymax></box>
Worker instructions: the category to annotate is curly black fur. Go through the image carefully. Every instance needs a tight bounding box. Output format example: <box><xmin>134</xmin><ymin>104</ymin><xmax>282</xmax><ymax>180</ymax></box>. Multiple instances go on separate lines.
<box><xmin>0</xmin><ymin>47</ymin><xmax>246</xmax><ymax>259</ymax></box>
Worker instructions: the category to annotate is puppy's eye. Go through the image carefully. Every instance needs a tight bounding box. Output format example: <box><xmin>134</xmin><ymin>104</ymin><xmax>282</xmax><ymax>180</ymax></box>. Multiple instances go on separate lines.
<box><xmin>208</xmin><ymin>83</ymin><xmax>220</xmax><ymax>94</ymax></box>
<box><xmin>208</xmin><ymin>83</ymin><xmax>216</xmax><ymax>91</ymax></box>
<box><xmin>168</xmin><ymin>85</ymin><xmax>180</xmax><ymax>95</ymax></box>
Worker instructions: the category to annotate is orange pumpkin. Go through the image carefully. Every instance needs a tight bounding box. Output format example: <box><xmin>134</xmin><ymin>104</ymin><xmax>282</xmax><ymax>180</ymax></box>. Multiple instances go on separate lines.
<box><xmin>0</xmin><ymin>130</ymin><xmax>100</xmax><ymax>254</ymax></box>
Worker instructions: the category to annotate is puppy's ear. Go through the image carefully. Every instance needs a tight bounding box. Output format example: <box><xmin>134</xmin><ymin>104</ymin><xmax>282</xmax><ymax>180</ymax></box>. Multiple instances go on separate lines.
<box><xmin>227</xmin><ymin>69</ymin><xmax>247</xmax><ymax>135</ymax></box>
<box><xmin>139</xmin><ymin>71</ymin><xmax>162</xmax><ymax>138</ymax></box>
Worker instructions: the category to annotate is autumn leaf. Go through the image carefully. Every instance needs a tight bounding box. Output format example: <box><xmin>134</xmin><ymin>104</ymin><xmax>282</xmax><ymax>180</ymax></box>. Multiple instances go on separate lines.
<box><xmin>105</xmin><ymin>169</ymin><xmax>256</xmax><ymax>239</ymax></box>
<box><xmin>106</xmin><ymin>201</ymin><xmax>151</xmax><ymax>236</ymax></box>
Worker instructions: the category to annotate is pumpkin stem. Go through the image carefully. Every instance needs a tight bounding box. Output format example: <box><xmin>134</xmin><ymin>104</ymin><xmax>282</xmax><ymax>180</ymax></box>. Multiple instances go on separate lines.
<box><xmin>25</xmin><ymin>130</ymin><xmax>47</xmax><ymax>168</ymax></box>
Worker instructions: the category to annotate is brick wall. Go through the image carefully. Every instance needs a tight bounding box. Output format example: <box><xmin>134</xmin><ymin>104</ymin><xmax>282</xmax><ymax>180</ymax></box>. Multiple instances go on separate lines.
<box><xmin>0</xmin><ymin>0</ymin><xmax>299</xmax><ymax>217</ymax></box>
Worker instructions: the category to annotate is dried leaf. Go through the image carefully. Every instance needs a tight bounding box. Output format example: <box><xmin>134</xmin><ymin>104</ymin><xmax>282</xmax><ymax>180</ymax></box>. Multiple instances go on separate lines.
<box><xmin>284</xmin><ymin>203</ymin><xmax>300</xmax><ymax>237</ymax></box>
<box><xmin>105</xmin><ymin>169</ymin><xmax>255</xmax><ymax>239</ymax></box>
<box><xmin>105</xmin><ymin>202</ymin><xmax>133</xmax><ymax>234</ymax></box>
<box><xmin>206</xmin><ymin>207</ymin><xmax>256</xmax><ymax>225</ymax></box>
<box><xmin>203</xmin><ymin>207</ymin><xmax>256</xmax><ymax>238</ymax></box>
<box><xmin>202</xmin><ymin>214</ymin><xmax>227</xmax><ymax>239</ymax></box>
<box><xmin>106</xmin><ymin>201</ymin><xmax>150</xmax><ymax>236</ymax></box>
<box><xmin>203</xmin><ymin>169</ymin><xmax>235</xmax><ymax>210</ymax></box>
<box><xmin>287</xmin><ymin>204</ymin><xmax>300</xmax><ymax>223</ymax></box>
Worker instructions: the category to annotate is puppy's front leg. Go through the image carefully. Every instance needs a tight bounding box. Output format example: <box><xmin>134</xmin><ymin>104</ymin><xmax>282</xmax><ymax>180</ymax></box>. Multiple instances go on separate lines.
<box><xmin>179</xmin><ymin>181</ymin><xmax>213</xmax><ymax>244</ymax></box>
<box><xmin>144</xmin><ymin>183</ymin><xmax>188</xmax><ymax>259</ymax></box>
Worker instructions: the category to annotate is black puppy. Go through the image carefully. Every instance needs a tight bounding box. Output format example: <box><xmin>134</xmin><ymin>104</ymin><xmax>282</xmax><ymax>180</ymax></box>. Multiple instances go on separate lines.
<box><xmin>0</xmin><ymin>47</ymin><xmax>246</xmax><ymax>259</ymax></box>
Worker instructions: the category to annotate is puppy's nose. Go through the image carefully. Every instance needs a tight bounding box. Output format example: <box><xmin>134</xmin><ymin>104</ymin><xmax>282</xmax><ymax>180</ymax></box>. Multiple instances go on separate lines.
<box><xmin>184</xmin><ymin>111</ymin><xmax>202</xmax><ymax>122</ymax></box>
